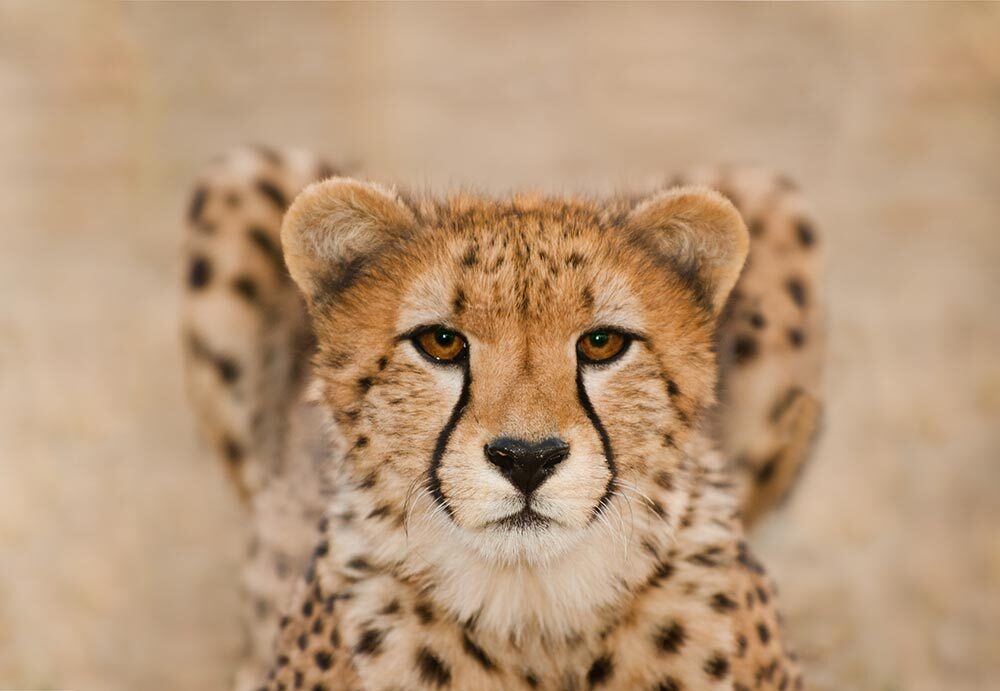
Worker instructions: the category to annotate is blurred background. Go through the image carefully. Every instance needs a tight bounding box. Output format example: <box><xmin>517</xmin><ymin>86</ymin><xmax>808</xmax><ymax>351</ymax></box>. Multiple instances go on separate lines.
<box><xmin>2</xmin><ymin>2</ymin><xmax>999</xmax><ymax>690</ymax></box>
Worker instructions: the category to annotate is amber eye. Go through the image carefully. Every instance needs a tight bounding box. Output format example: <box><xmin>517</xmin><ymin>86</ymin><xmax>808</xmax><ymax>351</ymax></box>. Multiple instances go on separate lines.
<box><xmin>577</xmin><ymin>329</ymin><xmax>630</xmax><ymax>364</ymax></box>
<box><xmin>414</xmin><ymin>327</ymin><xmax>467</xmax><ymax>363</ymax></box>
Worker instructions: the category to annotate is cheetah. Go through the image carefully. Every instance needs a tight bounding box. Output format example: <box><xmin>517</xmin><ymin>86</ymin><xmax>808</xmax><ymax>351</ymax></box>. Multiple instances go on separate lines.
<box><xmin>182</xmin><ymin>148</ymin><xmax>823</xmax><ymax>690</ymax></box>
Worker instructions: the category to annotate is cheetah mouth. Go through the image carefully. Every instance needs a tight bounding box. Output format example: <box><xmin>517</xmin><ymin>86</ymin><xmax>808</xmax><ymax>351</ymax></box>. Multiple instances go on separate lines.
<box><xmin>488</xmin><ymin>507</ymin><xmax>553</xmax><ymax>531</ymax></box>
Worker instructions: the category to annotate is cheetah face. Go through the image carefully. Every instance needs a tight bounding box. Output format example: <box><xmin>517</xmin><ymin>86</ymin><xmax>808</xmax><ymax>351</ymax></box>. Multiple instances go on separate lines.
<box><xmin>282</xmin><ymin>180</ymin><xmax>747</xmax><ymax>566</ymax></box>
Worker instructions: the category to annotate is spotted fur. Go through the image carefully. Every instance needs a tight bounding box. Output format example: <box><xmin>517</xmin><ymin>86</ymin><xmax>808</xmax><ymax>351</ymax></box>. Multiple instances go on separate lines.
<box><xmin>678</xmin><ymin>167</ymin><xmax>825</xmax><ymax>525</ymax></box>
<box><xmin>182</xmin><ymin>153</ymin><xmax>823</xmax><ymax>690</ymax></box>
<box><xmin>182</xmin><ymin>146</ymin><xmax>339</xmax><ymax>689</ymax></box>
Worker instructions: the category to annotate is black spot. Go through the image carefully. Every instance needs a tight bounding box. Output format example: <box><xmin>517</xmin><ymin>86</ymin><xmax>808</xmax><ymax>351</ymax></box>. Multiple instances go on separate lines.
<box><xmin>587</xmin><ymin>654</ymin><xmax>614</xmax><ymax>687</ymax></box>
<box><xmin>414</xmin><ymin>601</ymin><xmax>435</xmax><ymax>624</ymax></box>
<box><xmin>232</xmin><ymin>275</ymin><xmax>258</xmax><ymax>302</ymax></box>
<box><xmin>188</xmin><ymin>186</ymin><xmax>207</xmax><ymax>223</ymax></box>
<box><xmin>346</xmin><ymin>556</ymin><xmax>371</xmax><ymax>571</ymax></box>
<box><xmin>311</xmin><ymin>618</ymin><xmax>323</xmax><ymax>635</ymax></box>
<box><xmin>755</xmin><ymin>452</ymin><xmax>781</xmax><ymax>484</ymax></box>
<box><xmin>757</xmin><ymin>622</ymin><xmax>771</xmax><ymax>644</ymax></box>
<box><xmin>655</xmin><ymin>470</ymin><xmax>674</xmax><ymax>491</ymax></box>
<box><xmin>650</xmin><ymin>560</ymin><xmax>675</xmax><ymax>585</ymax></box>
<box><xmin>711</xmin><ymin>592</ymin><xmax>739</xmax><ymax>612</ymax></box>
<box><xmin>217</xmin><ymin>356</ymin><xmax>241</xmax><ymax>383</ymax></box>
<box><xmin>788</xmin><ymin>328</ymin><xmax>806</xmax><ymax>348</ymax></box>
<box><xmin>769</xmin><ymin>387</ymin><xmax>803</xmax><ymax>423</ymax></box>
<box><xmin>377</xmin><ymin>357</ymin><xmax>388</xmax><ymax>371</ymax></box>
<box><xmin>567</xmin><ymin>251</ymin><xmax>586</xmax><ymax>268</ymax></box>
<box><xmin>188</xmin><ymin>256</ymin><xmax>212</xmax><ymax>289</ymax></box>
<box><xmin>581</xmin><ymin>286</ymin><xmax>595</xmax><ymax>309</ymax></box>
<box><xmin>222</xmin><ymin>436</ymin><xmax>243</xmax><ymax>465</ymax></box>
<box><xmin>354</xmin><ymin>436</ymin><xmax>369</xmax><ymax>449</ymax></box>
<box><xmin>666</xmin><ymin>379</ymin><xmax>680</xmax><ymax>397</ymax></box>
<box><xmin>313</xmin><ymin>541</ymin><xmax>329</xmax><ymax>558</ymax></box>
<box><xmin>738</xmin><ymin>541</ymin><xmax>766</xmax><ymax>575</ymax></box>
<box><xmin>294</xmin><ymin>670</ymin><xmax>303</xmax><ymax>688</ymax></box>
<box><xmin>314</xmin><ymin>650</ymin><xmax>333</xmax><ymax>670</ymax></box>
<box><xmin>705</xmin><ymin>653</ymin><xmax>730</xmax><ymax>679</ymax></box>
<box><xmin>452</xmin><ymin>288</ymin><xmax>466</xmax><ymax>315</ymax></box>
<box><xmin>357</xmin><ymin>471</ymin><xmax>378</xmax><ymax>490</ymax></box>
<box><xmin>662</xmin><ymin>432</ymin><xmax>676</xmax><ymax>449</ymax></box>
<box><xmin>688</xmin><ymin>545</ymin><xmax>725</xmax><ymax>568</ymax></box>
<box><xmin>648</xmin><ymin>499</ymin><xmax>667</xmax><ymax>519</ymax></box>
<box><xmin>748</xmin><ymin>218</ymin><xmax>764</xmax><ymax>237</ymax></box>
<box><xmin>380</xmin><ymin>599</ymin><xmax>401</xmax><ymax>615</ymax></box>
<box><xmin>756</xmin><ymin>660</ymin><xmax>779</xmax><ymax>684</ymax></box>
<box><xmin>247</xmin><ymin>226</ymin><xmax>289</xmax><ymax>278</ymax></box>
<box><xmin>354</xmin><ymin>628</ymin><xmax>384</xmax><ymax>656</ymax></box>
<box><xmin>652</xmin><ymin>678</ymin><xmax>682</xmax><ymax>691</ymax></box>
<box><xmin>757</xmin><ymin>586</ymin><xmax>770</xmax><ymax>604</ymax></box>
<box><xmin>311</xmin><ymin>685</ymin><xmax>326</xmax><ymax>691</ymax></box>
<box><xmin>733</xmin><ymin>336</ymin><xmax>758</xmax><ymax>364</ymax></box>
<box><xmin>302</xmin><ymin>600</ymin><xmax>313</xmax><ymax>617</ymax></box>
<box><xmin>749</xmin><ymin>312</ymin><xmax>767</xmax><ymax>329</ymax></box>
<box><xmin>367</xmin><ymin>504</ymin><xmax>391</xmax><ymax>519</ymax></box>
<box><xmin>796</xmin><ymin>219</ymin><xmax>816</xmax><ymax>247</ymax></box>
<box><xmin>524</xmin><ymin>671</ymin><xmax>539</xmax><ymax>688</ymax></box>
<box><xmin>462</xmin><ymin>632</ymin><xmax>496</xmax><ymax>671</ymax></box>
<box><xmin>357</xmin><ymin>377</ymin><xmax>373</xmax><ymax>393</ymax></box>
<box><xmin>416</xmin><ymin>647</ymin><xmax>451</xmax><ymax>687</ymax></box>
<box><xmin>786</xmin><ymin>278</ymin><xmax>807</xmax><ymax>308</ymax></box>
<box><xmin>329</xmin><ymin>626</ymin><xmax>341</xmax><ymax>647</ymax></box>
<box><xmin>736</xmin><ymin>633</ymin><xmax>748</xmax><ymax>656</ymax></box>
<box><xmin>461</xmin><ymin>246</ymin><xmax>478</xmax><ymax>267</ymax></box>
<box><xmin>654</xmin><ymin>620</ymin><xmax>686</xmax><ymax>654</ymax></box>
<box><xmin>296</xmin><ymin>633</ymin><xmax>307</xmax><ymax>651</ymax></box>
<box><xmin>256</xmin><ymin>179</ymin><xmax>288</xmax><ymax>212</ymax></box>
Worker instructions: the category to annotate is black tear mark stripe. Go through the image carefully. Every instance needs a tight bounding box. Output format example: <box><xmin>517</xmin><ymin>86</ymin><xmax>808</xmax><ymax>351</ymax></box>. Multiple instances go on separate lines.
<box><xmin>575</xmin><ymin>367</ymin><xmax>617</xmax><ymax>518</ymax></box>
<box><xmin>427</xmin><ymin>359</ymin><xmax>472</xmax><ymax>519</ymax></box>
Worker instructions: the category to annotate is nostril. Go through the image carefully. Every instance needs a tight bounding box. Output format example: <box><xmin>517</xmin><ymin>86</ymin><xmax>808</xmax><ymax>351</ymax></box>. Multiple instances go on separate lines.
<box><xmin>540</xmin><ymin>446</ymin><xmax>570</xmax><ymax>469</ymax></box>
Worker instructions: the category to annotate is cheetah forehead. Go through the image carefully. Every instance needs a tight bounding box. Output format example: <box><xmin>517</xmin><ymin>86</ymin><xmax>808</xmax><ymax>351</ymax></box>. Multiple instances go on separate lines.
<box><xmin>392</xmin><ymin>200</ymin><xmax>650</xmax><ymax>335</ymax></box>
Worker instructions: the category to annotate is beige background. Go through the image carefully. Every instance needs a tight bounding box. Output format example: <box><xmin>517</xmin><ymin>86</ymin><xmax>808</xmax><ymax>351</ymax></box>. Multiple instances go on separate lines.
<box><xmin>2</xmin><ymin>2</ymin><xmax>999</xmax><ymax>690</ymax></box>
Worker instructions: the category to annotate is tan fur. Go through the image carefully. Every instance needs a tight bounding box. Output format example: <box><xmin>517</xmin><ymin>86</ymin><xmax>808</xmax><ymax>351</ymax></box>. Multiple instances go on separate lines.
<box><xmin>181</xmin><ymin>152</ymin><xmax>823</xmax><ymax>690</ymax></box>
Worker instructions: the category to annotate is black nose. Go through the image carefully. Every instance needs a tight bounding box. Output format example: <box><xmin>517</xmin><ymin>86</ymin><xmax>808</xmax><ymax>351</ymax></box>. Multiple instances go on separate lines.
<box><xmin>484</xmin><ymin>437</ymin><xmax>570</xmax><ymax>495</ymax></box>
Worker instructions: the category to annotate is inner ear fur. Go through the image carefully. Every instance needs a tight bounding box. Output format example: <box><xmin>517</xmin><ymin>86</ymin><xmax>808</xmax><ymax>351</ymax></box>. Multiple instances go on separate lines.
<box><xmin>625</xmin><ymin>186</ymin><xmax>749</xmax><ymax>314</ymax></box>
<box><xmin>281</xmin><ymin>177</ymin><xmax>417</xmax><ymax>308</ymax></box>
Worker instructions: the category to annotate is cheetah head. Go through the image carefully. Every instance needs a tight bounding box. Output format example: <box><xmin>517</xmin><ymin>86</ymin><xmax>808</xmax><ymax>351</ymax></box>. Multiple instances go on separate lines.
<box><xmin>282</xmin><ymin>180</ymin><xmax>747</xmax><ymax>571</ymax></box>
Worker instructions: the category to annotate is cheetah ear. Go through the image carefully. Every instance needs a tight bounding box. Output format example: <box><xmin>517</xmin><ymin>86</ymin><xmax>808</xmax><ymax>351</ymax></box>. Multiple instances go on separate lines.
<box><xmin>625</xmin><ymin>186</ymin><xmax>749</xmax><ymax>315</ymax></box>
<box><xmin>281</xmin><ymin>177</ymin><xmax>417</xmax><ymax>308</ymax></box>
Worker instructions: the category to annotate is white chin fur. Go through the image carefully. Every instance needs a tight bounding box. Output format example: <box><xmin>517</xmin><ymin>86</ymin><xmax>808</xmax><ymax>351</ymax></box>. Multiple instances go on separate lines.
<box><xmin>392</xmin><ymin>493</ymin><xmax>641</xmax><ymax>638</ymax></box>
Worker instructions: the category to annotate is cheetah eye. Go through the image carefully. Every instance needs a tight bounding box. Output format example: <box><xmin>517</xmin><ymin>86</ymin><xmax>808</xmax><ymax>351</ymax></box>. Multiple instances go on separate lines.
<box><xmin>413</xmin><ymin>326</ymin><xmax>468</xmax><ymax>364</ymax></box>
<box><xmin>577</xmin><ymin>329</ymin><xmax>631</xmax><ymax>364</ymax></box>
